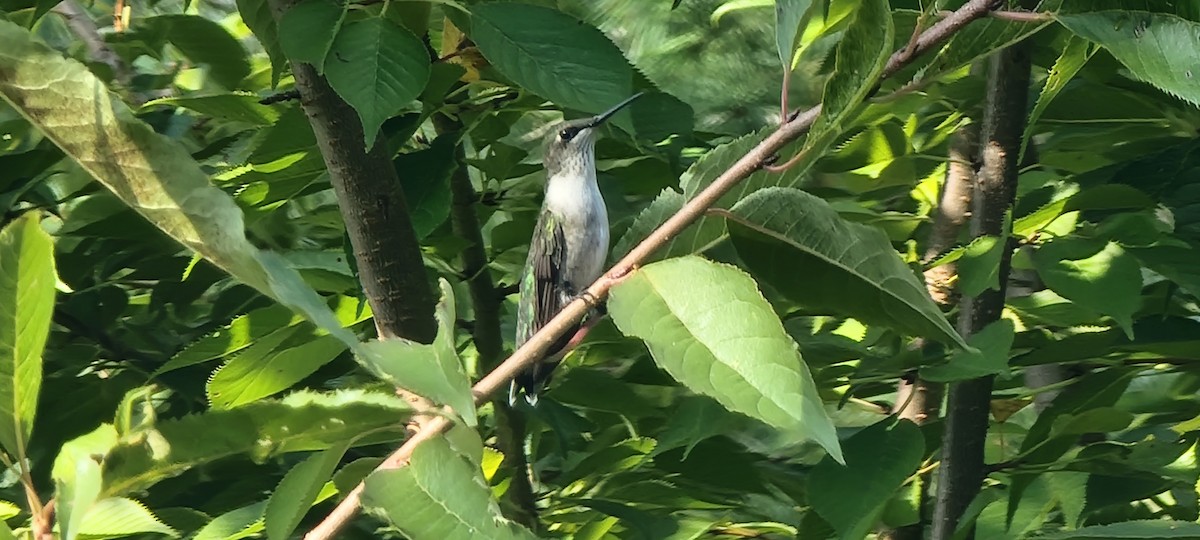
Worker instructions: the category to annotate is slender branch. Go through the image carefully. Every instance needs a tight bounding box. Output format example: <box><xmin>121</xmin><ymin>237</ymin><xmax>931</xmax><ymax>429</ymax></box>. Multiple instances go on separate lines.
<box><xmin>931</xmin><ymin>14</ymin><xmax>1035</xmax><ymax>540</ymax></box>
<box><xmin>52</xmin><ymin>1</ymin><xmax>136</xmax><ymax>100</ymax></box>
<box><xmin>939</xmin><ymin>9</ymin><xmax>1051</xmax><ymax>23</ymax></box>
<box><xmin>304</xmin><ymin>1</ymin><xmax>1005</xmax><ymax>537</ymax></box>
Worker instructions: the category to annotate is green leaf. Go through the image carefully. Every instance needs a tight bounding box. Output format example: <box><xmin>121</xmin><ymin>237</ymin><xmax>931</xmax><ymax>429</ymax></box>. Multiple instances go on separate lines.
<box><xmin>0</xmin><ymin>20</ymin><xmax>358</xmax><ymax>349</ymax></box>
<box><xmin>141</xmin><ymin>15</ymin><xmax>251</xmax><ymax>89</ymax></box>
<box><xmin>1058</xmin><ymin>11</ymin><xmax>1200</xmax><ymax>107</ymax></box>
<box><xmin>726</xmin><ymin>187</ymin><xmax>966</xmax><ymax>348</ymax></box>
<box><xmin>608</xmin><ymin>256</ymin><xmax>842</xmax><ymax>462</ymax></box>
<box><xmin>1043</xmin><ymin>520</ymin><xmax>1200</xmax><ymax>539</ymax></box>
<box><xmin>206</xmin><ymin>332</ymin><xmax>349</xmax><ymax>409</ymax></box>
<box><xmin>78</xmin><ymin>498</ymin><xmax>178</xmax><ymax>538</ymax></box>
<box><xmin>775</xmin><ymin>0</ymin><xmax>816</xmax><ymax>68</ymax></box>
<box><xmin>807</xmin><ymin>420</ymin><xmax>923</xmax><ymax>540</ymax></box>
<box><xmin>100</xmin><ymin>390</ymin><xmax>409</xmax><ymax>496</ymax></box>
<box><xmin>279</xmin><ymin>0</ymin><xmax>344</xmax><ymax>70</ymax></box>
<box><xmin>264</xmin><ymin>443</ymin><xmax>349</xmax><ymax>540</ymax></box>
<box><xmin>1032</xmin><ymin>238</ymin><xmax>1142</xmax><ymax>338</ymax></box>
<box><xmin>361</xmin><ymin>437</ymin><xmax>537</xmax><ymax>540</ymax></box>
<box><xmin>0</xmin><ymin>213</ymin><xmax>51</xmax><ymax>461</ymax></box>
<box><xmin>141</xmin><ymin>93</ymin><xmax>280</xmax><ymax>126</ymax></box>
<box><xmin>194</xmin><ymin>502</ymin><xmax>265</xmax><ymax>540</ymax></box>
<box><xmin>395</xmin><ymin>135</ymin><xmax>458</xmax><ymax>240</ymax></box>
<box><xmin>613</xmin><ymin>188</ymin><xmax>726</xmax><ymax>263</ymax></box>
<box><xmin>357</xmin><ymin>280</ymin><xmax>476</xmax><ymax>425</ymax></box>
<box><xmin>1021</xmin><ymin>35</ymin><xmax>1095</xmax><ymax>162</ymax></box>
<box><xmin>237</xmin><ymin>0</ymin><xmax>286</xmax><ymax>86</ymax></box>
<box><xmin>56</xmin><ymin>455</ymin><xmax>103</xmax><ymax>540</ymax></box>
<box><xmin>470</xmin><ymin>3</ymin><xmax>632</xmax><ymax>117</ymax></box>
<box><xmin>807</xmin><ymin>0</ymin><xmax>893</xmax><ymax>147</ymax></box>
<box><xmin>325</xmin><ymin>17</ymin><xmax>431</xmax><ymax>151</ymax></box>
<box><xmin>652</xmin><ymin>395</ymin><xmax>738</xmax><ymax>459</ymax></box>
<box><xmin>957</xmin><ymin>235</ymin><xmax>1006</xmax><ymax>297</ymax></box>
<box><xmin>921</xmin><ymin>319</ymin><xmax>1014</xmax><ymax>383</ymax></box>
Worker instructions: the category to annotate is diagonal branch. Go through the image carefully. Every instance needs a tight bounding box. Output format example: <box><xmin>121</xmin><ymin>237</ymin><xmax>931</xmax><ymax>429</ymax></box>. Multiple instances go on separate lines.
<box><xmin>304</xmin><ymin>0</ymin><xmax>1008</xmax><ymax>537</ymax></box>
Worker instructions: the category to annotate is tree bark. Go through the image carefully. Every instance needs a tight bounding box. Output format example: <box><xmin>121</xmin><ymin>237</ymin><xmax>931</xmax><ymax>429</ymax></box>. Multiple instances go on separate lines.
<box><xmin>930</xmin><ymin>32</ymin><xmax>1034</xmax><ymax>540</ymax></box>
<box><xmin>265</xmin><ymin>0</ymin><xmax>436</xmax><ymax>343</ymax></box>
<box><xmin>881</xmin><ymin>116</ymin><xmax>978</xmax><ymax>540</ymax></box>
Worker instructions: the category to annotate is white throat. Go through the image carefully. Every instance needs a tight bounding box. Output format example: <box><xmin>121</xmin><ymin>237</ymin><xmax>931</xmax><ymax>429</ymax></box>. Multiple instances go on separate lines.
<box><xmin>544</xmin><ymin>168</ymin><xmax>603</xmax><ymax>219</ymax></box>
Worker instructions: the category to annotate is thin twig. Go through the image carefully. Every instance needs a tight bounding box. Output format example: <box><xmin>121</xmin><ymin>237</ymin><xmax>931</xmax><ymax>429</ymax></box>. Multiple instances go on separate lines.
<box><xmin>939</xmin><ymin>9</ymin><xmax>1051</xmax><ymax>23</ymax></box>
<box><xmin>304</xmin><ymin>1</ymin><xmax>1005</xmax><ymax>537</ymax></box>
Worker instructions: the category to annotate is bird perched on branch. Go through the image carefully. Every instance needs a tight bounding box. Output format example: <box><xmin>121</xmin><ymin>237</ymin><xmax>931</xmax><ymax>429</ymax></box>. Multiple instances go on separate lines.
<box><xmin>509</xmin><ymin>93</ymin><xmax>643</xmax><ymax>406</ymax></box>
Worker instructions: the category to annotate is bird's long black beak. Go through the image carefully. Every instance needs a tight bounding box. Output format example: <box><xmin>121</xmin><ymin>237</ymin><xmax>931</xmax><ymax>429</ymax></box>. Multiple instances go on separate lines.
<box><xmin>586</xmin><ymin>92</ymin><xmax>644</xmax><ymax>128</ymax></box>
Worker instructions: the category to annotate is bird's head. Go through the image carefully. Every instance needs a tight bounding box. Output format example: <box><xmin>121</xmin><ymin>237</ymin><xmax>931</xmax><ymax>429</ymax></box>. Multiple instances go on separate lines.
<box><xmin>543</xmin><ymin>92</ymin><xmax>643</xmax><ymax>178</ymax></box>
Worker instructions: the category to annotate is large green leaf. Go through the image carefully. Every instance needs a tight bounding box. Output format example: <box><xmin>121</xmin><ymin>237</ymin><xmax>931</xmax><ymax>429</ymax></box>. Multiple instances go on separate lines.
<box><xmin>324</xmin><ymin>18</ymin><xmax>431</xmax><ymax>151</ymax></box>
<box><xmin>608</xmin><ymin>256</ymin><xmax>842</xmax><ymax>462</ymax></box>
<box><xmin>1058</xmin><ymin>11</ymin><xmax>1200</xmax><ymax>107</ymax></box>
<box><xmin>78</xmin><ymin>498</ymin><xmax>178</xmax><ymax>539</ymax></box>
<box><xmin>470</xmin><ymin>3</ymin><xmax>632</xmax><ymax>118</ymax></box>
<box><xmin>726</xmin><ymin>187</ymin><xmax>966</xmax><ymax>348</ymax></box>
<box><xmin>141</xmin><ymin>15</ymin><xmax>251</xmax><ymax>89</ymax></box>
<box><xmin>264</xmin><ymin>443</ymin><xmax>349</xmax><ymax>540</ymax></box>
<box><xmin>278</xmin><ymin>0</ymin><xmax>344</xmax><ymax>71</ymax></box>
<box><xmin>361</xmin><ymin>438</ymin><xmax>537</xmax><ymax>540</ymax></box>
<box><xmin>100</xmin><ymin>390</ymin><xmax>409</xmax><ymax>496</ymax></box>
<box><xmin>1032</xmin><ymin>238</ymin><xmax>1142</xmax><ymax>338</ymax></box>
<box><xmin>0</xmin><ymin>20</ymin><xmax>356</xmax><ymax>348</ymax></box>
<box><xmin>0</xmin><ymin>213</ymin><xmax>51</xmax><ymax>461</ymax></box>
<box><xmin>1044</xmin><ymin>520</ymin><xmax>1200</xmax><ymax>539</ymax></box>
<box><xmin>806</xmin><ymin>0</ymin><xmax>893</xmax><ymax>146</ymax></box>
<box><xmin>921</xmin><ymin>319</ymin><xmax>1014</xmax><ymax>383</ymax></box>
<box><xmin>206</xmin><ymin>332</ymin><xmax>348</xmax><ymax>409</ymax></box>
<box><xmin>807</xmin><ymin>420</ymin><xmax>923</xmax><ymax>540</ymax></box>
<box><xmin>357</xmin><ymin>280</ymin><xmax>475</xmax><ymax>425</ymax></box>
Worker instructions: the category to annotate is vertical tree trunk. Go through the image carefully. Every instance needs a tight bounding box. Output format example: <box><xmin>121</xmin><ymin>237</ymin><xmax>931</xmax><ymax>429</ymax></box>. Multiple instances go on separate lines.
<box><xmin>930</xmin><ymin>31</ymin><xmax>1034</xmax><ymax>540</ymax></box>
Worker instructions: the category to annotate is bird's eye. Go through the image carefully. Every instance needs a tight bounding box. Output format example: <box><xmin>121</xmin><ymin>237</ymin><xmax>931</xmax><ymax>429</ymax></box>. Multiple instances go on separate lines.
<box><xmin>559</xmin><ymin>128</ymin><xmax>577</xmax><ymax>141</ymax></box>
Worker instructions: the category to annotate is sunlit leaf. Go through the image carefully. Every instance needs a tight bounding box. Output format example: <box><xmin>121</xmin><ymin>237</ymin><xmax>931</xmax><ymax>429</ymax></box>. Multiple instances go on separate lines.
<box><xmin>0</xmin><ymin>213</ymin><xmax>51</xmax><ymax>461</ymax></box>
<box><xmin>807</xmin><ymin>0</ymin><xmax>892</xmax><ymax>147</ymax></box>
<box><xmin>608</xmin><ymin>255</ymin><xmax>842</xmax><ymax>462</ymax></box>
<box><xmin>362</xmin><ymin>438</ymin><xmax>537</xmax><ymax>540</ymax></box>
<box><xmin>1032</xmin><ymin>238</ymin><xmax>1142</xmax><ymax>338</ymax></box>
<box><xmin>264</xmin><ymin>443</ymin><xmax>349</xmax><ymax>540</ymax></box>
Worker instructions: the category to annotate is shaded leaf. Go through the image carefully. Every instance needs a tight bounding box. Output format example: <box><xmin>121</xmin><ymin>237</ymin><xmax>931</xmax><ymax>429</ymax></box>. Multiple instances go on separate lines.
<box><xmin>808</xmin><ymin>420</ymin><xmax>923</xmax><ymax>540</ymax></box>
<box><xmin>775</xmin><ymin>0</ymin><xmax>816</xmax><ymax>68</ymax></box>
<box><xmin>613</xmin><ymin>188</ymin><xmax>725</xmax><ymax>263</ymax></box>
<box><xmin>1059</xmin><ymin>11</ymin><xmax>1200</xmax><ymax>107</ymax></box>
<box><xmin>957</xmin><ymin>235</ymin><xmax>1005</xmax><ymax>297</ymax></box>
<box><xmin>193</xmin><ymin>502</ymin><xmax>265</xmax><ymax>540</ymax></box>
<box><xmin>279</xmin><ymin>0</ymin><xmax>344</xmax><ymax>70</ymax></box>
<box><xmin>470</xmin><ymin>3</ymin><xmax>632</xmax><ymax>118</ymax></box>
<box><xmin>608</xmin><ymin>256</ymin><xmax>842</xmax><ymax>462</ymax></box>
<box><xmin>1043</xmin><ymin>520</ymin><xmax>1200</xmax><ymax>539</ymax></box>
<box><xmin>1032</xmin><ymin>238</ymin><xmax>1142</xmax><ymax>338</ymax></box>
<box><xmin>362</xmin><ymin>438</ymin><xmax>537</xmax><ymax>540</ymax></box>
<box><xmin>395</xmin><ymin>135</ymin><xmax>458</xmax><ymax>240</ymax></box>
<box><xmin>237</xmin><ymin>0</ymin><xmax>286</xmax><ymax>86</ymax></box>
<box><xmin>264</xmin><ymin>443</ymin><xmax>349</xmax><ymax>540</ymax></box>
<box><xmin>727</xmin><ymin>187</ymin><xmax>966</xmax><ymax>348</ymax></box>
<box><xmin>0</xmin><ymin>213</ymin><xmax>51</xmax><ymax>460</ymax></box>
<box><xmin>142</xmin><ymin>94</ymin><xmax>279</xmax><ymax>126</ymax></box>
<box><xmin>325</xmin><ymin>18</ymin><xmax>430</xmax><ymax>151</ymax></box>
<box><xmin>921</xmin><ymin>319</ymin><xmax>1014</xmax><ymax>383</ymax></box>
<box><xmin>141</xmin><ymin>15</ymin><xmax>251</xmax><ymax>89</ymax></box>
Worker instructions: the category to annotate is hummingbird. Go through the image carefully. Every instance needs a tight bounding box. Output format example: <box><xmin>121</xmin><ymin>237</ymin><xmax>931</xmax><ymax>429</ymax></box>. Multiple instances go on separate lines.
<box><xmin>509</xmin><ymin>93</ymin><xmax>644</xmax><ymax>406</ymax></box>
